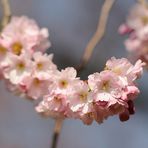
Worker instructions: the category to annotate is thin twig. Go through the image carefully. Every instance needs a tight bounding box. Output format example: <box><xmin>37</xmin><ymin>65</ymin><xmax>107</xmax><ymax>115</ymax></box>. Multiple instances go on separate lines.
<box><xmin>0</xmin><ymin>0</ymin><xmax>11</xmax><ymax>30</ymax></box>
<box><xmin>51</xmin><ymin>119</ymin><xmax>63</xmax><ymax>148</ymax></box>
<box><xmin>76</xmin><ymin>0</ymin><xmax>116</xmax><ymax>72</ymax></box>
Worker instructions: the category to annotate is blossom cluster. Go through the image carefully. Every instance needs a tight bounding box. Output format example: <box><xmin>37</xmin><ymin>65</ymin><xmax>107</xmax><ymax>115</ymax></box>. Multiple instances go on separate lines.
<box><xmin>0</xmin><ymin>16</ymin><xmax>145</xmax><ymax>125</ymax></box>
<box><xmin>119</xmin><ymin>3</ymin><xmax>148</xmax><ymax>65</ymax></box>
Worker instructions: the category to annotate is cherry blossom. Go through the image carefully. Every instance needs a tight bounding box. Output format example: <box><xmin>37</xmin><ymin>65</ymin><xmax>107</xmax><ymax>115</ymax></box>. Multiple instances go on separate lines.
<box><xmin>126</xmin><ymin>4</ymin><xmax>148</xmax><ymax>30</ymax></box>
<box><xmin>32</xmin><ymin>52</ymin><xmax>57</xmax><ymax>79</ymax></box>
<box><xmin>3</xmin><ymin>53</ymin><xmax>33</xmax><ymax>85</ymax></box>
<box><xmin>0</xmin><ymin>15</ymin><xmax>144</xmax><ymax>125</ymax></box>
<box><xmin>88</xmin><ymin>70</ymin><xmax>123</xmax><ymax>106</ymax></box>
<box><xmin>119</xmin><ymin>2</ymin><xmax>148</xmax><ymax>66</ymax></box>
<box><xmin>68</xmin><ymin>80</ymin><xmax>90</xmax><ymax>112</ymax></box>
<box><xmin>1</xmin><ymin>16</ymin><xmax>51</xmax><ymax>55</ymax></box>
<box><xmin>21</xmin><ymin>76</ymin><xmax>52</xmax><ymax>100</ymax></box>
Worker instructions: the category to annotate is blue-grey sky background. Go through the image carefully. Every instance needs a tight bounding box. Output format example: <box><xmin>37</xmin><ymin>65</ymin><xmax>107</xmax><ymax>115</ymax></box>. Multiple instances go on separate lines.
<box><xmin>0</xmin><ymin>0</ymin><xmax>148</xmax><ymax>148</ymax></box>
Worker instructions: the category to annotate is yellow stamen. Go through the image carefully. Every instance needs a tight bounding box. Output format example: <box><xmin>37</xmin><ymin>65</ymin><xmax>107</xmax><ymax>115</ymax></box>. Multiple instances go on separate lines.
<box><xmin>16</xmin><ymin>62</ymin><xmax>25</xmax><ymax>71</ymax></box>
<box><xmin>37</xmin><ymin>62</ymin><xmax>43</xmax><ymax>70</ymax></box>
<box><xmin>0</xmin><ymin>45</ymin><xmax>7</xmax><ymax>55</ymax></box>
<box><xmin>112</xmin><ymin>67</ymin><xmax>121</xmax><ymax>75</ymax></box>
<box><xmin>54</xmin><ymin>96</ymin><xmax>61</xmax><ymax>102</ymax></box>
<box><xmin>11</xmin><ymin>42</ymin><xmax>23</xmax><ymax>55</ymax></box>
<box><xmin>79</xmin><ymin>92</ymin><xmax>88</xmax><ymax>101</ymax></box>
<box><xmin>33</xmin><ymin>78</ymin><xmax>41</xmax><ymax>86</ymax></box>
<box><xmin>59</xmin><ymin>80</ymin><xmax>68</xmax><ymax>88</ymax></box>
<box><xmin>141</xmin><ymin>16</ymin><xmax>148</xmax><ymax>25</ymax></box>
<box><xmin>102</xmin><ymin>81</ymin><xmax>110</xmax><ymax>91</ymax></box>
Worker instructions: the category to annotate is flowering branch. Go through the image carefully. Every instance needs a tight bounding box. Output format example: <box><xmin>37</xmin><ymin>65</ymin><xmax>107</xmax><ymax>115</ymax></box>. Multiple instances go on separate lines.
<box><xmin>0</xmin><ymin>0</ymin><xmax>11</xmax><ymax>30</ymax></box>
<box><xmin>51</xmin><ymin>1</ymin><xmax>116</xmax><ymax>147</ymax></box>
<box><xmin>0</xmin><ymin>1</ymin><xmax>145</xmax><ymax>148</ymax></box>
<box><xmin>77</xmin><ymin>0</ymin><xmax>116</xmax><ymax>72</ymax></box>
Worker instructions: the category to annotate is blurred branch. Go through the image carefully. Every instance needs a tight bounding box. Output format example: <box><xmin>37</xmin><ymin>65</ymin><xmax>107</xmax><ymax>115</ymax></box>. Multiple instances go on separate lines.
<box><xmin>137</xmin><ymin>0</ymin><xmax>147</xmax><ymax>5</ymax></box>
<box><xmin>0</xmin><ymin>0</ymin><xmax>11</xmax><ymax>30</ymax></box>
<box><xmin>51</xmin><ymin>119</ymin><xmax>63</xmax><ymax>148</ymax></box>
<box><xmin>76</xmin><ymin>0</ymin><xmax>116</xmax><ymax>72</ymax></box>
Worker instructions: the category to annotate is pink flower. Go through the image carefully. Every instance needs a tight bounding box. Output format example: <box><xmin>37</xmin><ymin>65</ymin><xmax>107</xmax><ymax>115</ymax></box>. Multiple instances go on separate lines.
<box><xmin>124</xmin><ymin>34</ymin><xmax>148</xmax><ymax>64</ymax></box>
<box><xmin>44</xmin><ymin>94</ymin><xmax>67</xmax><ymax>112</ymax></box>
<box><xmin>74</xmin><ymin>101</ymin><xmax>98</xmax><ymax>125</ymax></box>
<box><xmin>105</xmin><ymin>57</ymin><xmax>133</xmax><ymax>76</ymax></box>
<box><xmin>35</xmin><ymin>97</ymin><xmax>65</xmax><ymax>119</ymax></box>
<box><xmin>32</xmin><ymin>52</ymin><xmax>57</xmax><ymax>79</ymax></box>
<box><xmin>1</xmin><ymin>16</ymin><xmax>51</xmax><ymax>55</ymax></box>
<box><xmin>137</xmin><ymin>25</ymin><xmax>148</xmax><ymax>40</ymax></box>
<box><xmin>48</xmin><ymin>67</ymin><xmax>79</xmax><ymax>95</ymax></box>
<box><xmin>68</xmin><ymin>80</ymin><xmax>91</xmax><ymax>112</ymax></box>
<box><xmin>125</xmin><ymin>37</ymin><xmax>141</xmax><ymax>52</ymax></box>
<box><xmin>88</xmin><ymin>70</ymin><xmax>123</xmax><ymax>106</ymax></box>
<box><xmin>21</xmin><ymin>76</ymin><xmax>52</xmax><ymax>100</ymax></box>
<box><xmin>118</xmin><ymin>24</ymin><xmax>133</xmax><ymax>35</ymax></box>
<box><xmin>126</xmin><ymin>4</ymin><xmax>148</xmax><ymax>30</ymax></box>
<box><xmin>121</xmin><ymin>85</ymin><xmax>140</xmax><ymax>101</ymax></box>
<box><xmin>119</xmin><ymin>3</ymin><xmax>148</xmax><ymax>67</ymax></box>
<box><xmin>36</xmin><ymin>91</ymin><xmax>68</xmax><ymax>119</ymax></box>
<box><xmin>105</xmin><ymin>57</ymin><xmax>145</xmax><ymax>87</ymax></box>
<box><xmin>128</xmin><ymin>59</ymin><xmax>145</xmax><ymax>80</ymax></box>
<box><xmin>3</xmin><ymin>53</ymin><xmax>33</xmax><ymax>84</ymax></box>
<box><xmin>36</xmin><ymin>67</ymin><xmax>79</xmax><ymax>118</ymax></box>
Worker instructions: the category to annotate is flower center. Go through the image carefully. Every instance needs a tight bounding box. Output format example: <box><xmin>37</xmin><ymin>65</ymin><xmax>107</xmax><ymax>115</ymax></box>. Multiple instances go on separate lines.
<box><xmin>59</xmin><ymin>80</ymin><xmax>68</xmax><ymax>88</ymax></box>
<box><xmin>141</xmin><ymin>16</ymin><xmax>148</xmax><ymax>25</ymax></box>
<box><xmin>37</xmin><ymin>62</ymin><xmax>43</xmax><ymax>70</ymax></box>
<box><xmin>11</xmin><ymin>42</ymin><xmax>23</xmax><ymax>55</ymax></box>
<box><xmin>79</xmin><ymin>92</ymin><xmax>88</xmax><ymax>101</ymax></box>
<box><xmin>16</xmin><ymin>62</ymin><xmax>25</xmax><ymax>71</ymax></box>
<box><xmin>102</xmin><ymin>81</ymin><xmax>110</xmax><ymax>91</ymax></box>
<box><xmin>113</xmin><ymin>67</ymin><xmax>122</xmax><ymax>75</ymax></box>
<box><xmin>0</xmin><ymin>45</ymin><xmax>7</xmax><ymax>55</ymax></box>
<box><xmin>105</xmin><ymin>66</ymin><xmax>121</xmax><ymax>75</ymax></box>
<box><xmin>54</xmin><ymin>96</ymin><xmax>61</xmax><ymax>102</ymax></box>
<box><xmin>33</xmin><ymin>78</ymin><xmax>41</xmax><ymax>86</ymax></box>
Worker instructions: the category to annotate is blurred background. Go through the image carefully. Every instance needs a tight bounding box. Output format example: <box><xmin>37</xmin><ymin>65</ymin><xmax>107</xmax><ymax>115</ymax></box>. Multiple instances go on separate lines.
<box><xmin>0</xmin><ymin>0</ymin><xmax>148</xmax><ymax>148</ymax></box>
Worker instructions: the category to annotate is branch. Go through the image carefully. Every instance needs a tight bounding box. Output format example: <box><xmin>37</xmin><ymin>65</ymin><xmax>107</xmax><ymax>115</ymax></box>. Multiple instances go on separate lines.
<box><xmin>1</xmin><ymin>0</ymin><xmax>11</xmax><ymax>30</ymax></box>
<box><xmin>51</xmin><ymin>119</ymin><xmax>63</xmax><ymax>148</ymax></box>
<box><xmin>76</xmin><ymin>0</ymin><xmax>116</xmax><ymax>72</ymax></box>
